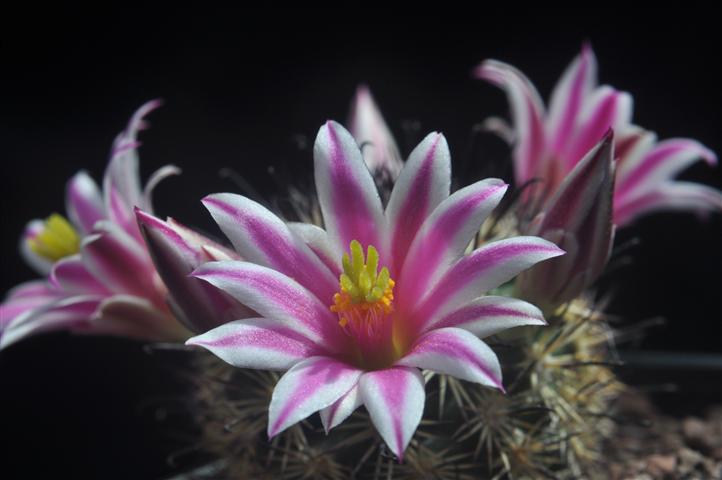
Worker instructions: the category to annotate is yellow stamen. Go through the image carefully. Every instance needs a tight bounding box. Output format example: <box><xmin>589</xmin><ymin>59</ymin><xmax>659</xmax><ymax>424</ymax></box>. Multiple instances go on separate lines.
<box><xmin>27</xmin><ymin>213</ymin><xmax>80</xmax><ymax>262</ymax></box>
<box><xmin>330</xmin><ymin>240</ymin><xmax>395</xmax><ymax>321</ymax></box>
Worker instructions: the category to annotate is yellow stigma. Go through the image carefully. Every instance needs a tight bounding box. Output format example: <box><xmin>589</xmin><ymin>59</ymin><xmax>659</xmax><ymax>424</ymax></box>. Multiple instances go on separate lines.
<box><xmin>330</xmin><ymin>240</ymin><xmax>395</xmax><ymax>325</ymax></box>
<box><xmin>27</xmin><ymin>213</ymin><xmax>80</xmax><ymax>262</ymax></box>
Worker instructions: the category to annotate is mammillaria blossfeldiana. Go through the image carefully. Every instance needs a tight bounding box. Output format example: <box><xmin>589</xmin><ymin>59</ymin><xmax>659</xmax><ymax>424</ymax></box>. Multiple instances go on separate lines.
<box><xmin>0</xmin><ymin>101</ymin><xmax>194</xmax><ymax>348</ymax></box>
<box><xmin>186</xmin><ymin>120</ymin><xmax>564</xmax><ymax>458</ymax></box>
<box><xmin>475</xmin><ymin>44</ymin><xmax>722</xmax><ymax>225</ymax></box>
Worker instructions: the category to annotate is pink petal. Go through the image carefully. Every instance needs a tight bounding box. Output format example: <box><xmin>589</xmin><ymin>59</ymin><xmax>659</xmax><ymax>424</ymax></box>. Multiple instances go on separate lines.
<box><xmin>1</xmin><ymin>281</ymin><xmax>62</xmax><ymax>329</ymax></box>
<box><xmin>187</xmin><ymin>318</ymin><xmax>322</xmax><ymax>370</ymax></box>
<box><xmin>358</xmin><ymin>367</ymin><xmax>425</xmax><ymax>461</ymax></box>
<box><xmin>616</xmin><ymin>138</ymin><xmax>717</xmax><ymax>200</ymax></box>
<box><xmin>0</xmin><ymin>295</ymin><xmax>101</xmax><ymax>350</ymax></box>
<box><xmin>349</xmin><ymin>85</ymin><xmax>403</xmax><ymax>179</ymax></box>
<box><xmin>86</xmin><ymin>294</ymin><xmax>188</xmax><ymax>341</ymax></box>
<box><xmin>50</xmin><ymin>255</ymin><xmax>110</xmax><ymax>295</ymax></box>
<box><xmin>268</xmin><ymin>356</ymin><xmax>362</xmax><ymax>437</ymax></box>
<box><xmin>475</xmin><ymin>60</ymin><xmax>547</xmax><ymax>185</ymax></box>
<box><xmin>396</xmin><ymin>179</ymin><xmax>508</xmax><ymax>312</ymax></box>
<box><xmin>397</xmin><ymin>327</ymin><xmax>503</xmax><ymax>390</ymax></box>
<box><xmin>414</xmin><ymin>237</ymin><xmax>564</xmax><ymax>328</ymax></box>
<box><xmin>314</xmin><ymin>121</ymin><xmax>387</xmax><ymax>260</ymax></box>
<box><xmin>547</xmin><ymin>44</ymin><xmax>598</xmax><ymax>154</ymax></box>
<box><xmin>385</xmin><ymin>132</ymin><xmax>451</xmax><ymax>275</ymax></box>
<box><xmin>20</xmin><ymin>220</ymin><xmax>53</xmax><ymax>275</ymax></box>
<box><xmin>193</xmin><ymin>261</ymin><xmax>346</xmax><ymax>351</ymax></box>
<box><xmin>319</xmin><ymin>384</ymin><xmax>362</xmax><ymax>433</ymax></box>
<box><xmin>203</xmin><ymin>193</ymin><xmax>338</xmax><ymax>304</ymax></box>
<box><xmin>432</xmin><ymin>296</ymin><xmax>545</xmax><ymax>337</ymax></box>
<box><xmin>142</xmin><ymin>164</ymin><xmax>181</xmax><ymax>214</ymax></box>
<box><xmin>287</xmin><ymin>223</ymin><xmax>342</xmax><ymax>277</ymax></box>
<box><xmin>615</xmin><ymin>182</ymin><xmax>722</xmax><ymax>225</ymax></box>
<box><xmin>65</xmin><ymin>170</ymin><xmax>105</xmax><ymax>234</ymax></box>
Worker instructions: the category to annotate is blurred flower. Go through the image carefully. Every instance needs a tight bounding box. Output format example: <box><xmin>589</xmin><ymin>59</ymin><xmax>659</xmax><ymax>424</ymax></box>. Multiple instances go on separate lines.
<box><xmin>0</xmin><ymin>101</ymin><xmax>190</xmax><ymax>349</ymax></box>
<box><xmin>516</xmin><ymin>131</ymin><xmax>615</xmax><ymax>310</ymax></box>
<box><xmin>186</xmin><ymin>120</ymin><xmax>563</xmax><ymax>459</ymax></box>
<box><xmin>349</xmin><ymin>85</ymin><xmax>403</xmax><ymax>182</ymax></box>
<box><xmin>476</xmin><ymin>44</ymin><xmax>721</xmax><ymax>225</ymax></box>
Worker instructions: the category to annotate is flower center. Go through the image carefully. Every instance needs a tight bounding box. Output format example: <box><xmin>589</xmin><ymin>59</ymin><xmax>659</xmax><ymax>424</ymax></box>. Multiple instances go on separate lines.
<box><xmin>27</xmin><ymin>213</ymin><xmax>80</xmax><ymax>262</ymax></box>
<box><xmin>330</xmin><ymin>240</ymin><xmax>397</xmax><ymax>368</ymax></box>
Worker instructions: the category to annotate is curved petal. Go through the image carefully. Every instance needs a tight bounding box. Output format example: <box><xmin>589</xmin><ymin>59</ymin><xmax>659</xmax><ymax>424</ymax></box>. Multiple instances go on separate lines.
<box><xmin>397</xmin><ymin>327</ymin><xmax>503</xmax><ymax>390</ymax></box>
<box><xmin>319</xmin><ymin>384</ymin><xmax>362</xmax><ymax>434</ymax></box>
<box><xmin>397</xmin><ymin>179</ymin><xmax>508</xmax><ymax>311</ymax></box>
<box><xmin>287</xmin><ymin>223</ymin><xmax>341</xmax><ymax>277</ymax></box>
<box><xmin>547</xmin><ymin>44</ymin><xmax>598</xmax><ymax>153</ymax></box>
<box><xmin>50</xmin><ymin>255</ymin><xmax>110</xmax><ymax>295</ymax></box>
<box><xmin>616</xmin><ymin>138</ymin><xmax>717</xmax><ymax>199</ymax></box>
<box><xmin>414</xmin><ymin>237</ymin><xmax>564</xmax><ymax>327</ymax></box>
<box><xmin>81</xmin><ymin>221</ymin><xmax>160</xmax><ymax>303</ymax></box>
<box><xmin>19</xmin><ymin>220</ymin><xmax>53</xmax><ymax>275</ymax></box>
<box><xmin>193</xmin><ymin>261</ymin><xmax>345</xmax><ymax>350</ymax></box>
<box><xmin>562</xmin><ymin>86</ymin><xmax>632</xmax><ymax>171</ymax></box>
<box><xmin>614</xmin><ymin>181</ymin><xmax>722</xmax><ymax>225</ymax></box>
<box><xmin>431</xmin><ymin>296</ymin><xmax>545</xmax><ymax>337</ymax></box>
<box><xmin>358</xmin><ymin>367</ymin><xmax>425</xmax><ymax>461</ymax></box>
<box><xmin>1</xmin><ymin>281</ymin><xmax>62</xmax><ymax>329</ymax></box>
<box><xmin>0</xmin><ymin>295</ymin><xmax>101</xmax><ymax>350</ymax></box>
<box><xmin>187</xmin><ymin>318</ymin><xmax>322</xmax><ymax>371</ymax></box>
<box><xmin>385</xmin><ymin>132</ymin><xmax>451</xmax><ymax>275</ymax></box>
<box><xmin>203</xmin><ymin>193</ymin><xmax>338</xmax><ymax>303</ymax></box>
<box><xmin>475</xmin><ymin>60</ymin><xmax>547</xmax><ymax>185</ymax></box>
<box><xmin>142</xmin><ymin>164</ymin><xmax>181</xmax><ymax>214</ymax></box>
<box><xmin>349</xmin><ymin>85</ymin><xmax>403</xmax><ymax>179</ymax></box>
<box><xmin>85</xmin><ymin>294</ymin><xmax>187</xmax><ymax>341</ymax></box>
<box><xmin>65</xmin><ymin>170</ymin><xmax>105</xmax><ymax>234</ymax></box>
<box><xmin>314</xmin><ymin>121</ymin><xmax>386</xmax><ymax>260</ymax></box>
<box><xmin>268</xmin><ymin>356</ymin><xmax>362</xmax><ymax>437</ymax></box>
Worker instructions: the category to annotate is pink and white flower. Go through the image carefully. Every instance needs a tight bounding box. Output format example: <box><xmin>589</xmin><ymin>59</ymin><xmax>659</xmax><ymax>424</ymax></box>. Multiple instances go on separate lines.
<box><xmin>0</xmin><ymin>101</ymin><xmax>191</xmax><ymax>349</ymax></box>
<box><xmin>186</xmin><ymin>121</ymin><xmax>564</xmax><ymax>459</ymax></box>
<box><xmin>475</xmin><ymin>44</ymin><xmax>721</xmax><ymax>225</ymax></box>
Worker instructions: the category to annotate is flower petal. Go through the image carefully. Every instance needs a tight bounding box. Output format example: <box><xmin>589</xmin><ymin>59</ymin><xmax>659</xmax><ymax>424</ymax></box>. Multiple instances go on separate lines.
<box><xmin>432</xmin><ymin>296</ymin><xmax>545</xmax><ymax>337</ymax></box>
<box><xmin>0</xmin><ymin>296</ymin><xmax>101</xmax><ymax>350</ymax></box>
<box><xmin>50</xmin><ymin>255</ymin><xmax>110</xmax><ymax>295</ymax></box>
<box><xmin>397</xmin><ymin>179</ymin><xmax>508</xmax><ymax>311</ymax></box>
<box><xmin>203</xmin><ymin>193</ymin><xmax>338</xmax><ymax>303</ymax></box>
<box><xmin>193</xmin><ymin>261</ymin><xmax>345</xmax><ymax>350</ymax></box>
<box><xmin>81</xmin><ymin>221</ymin><xmax>160</xmax><ymax>303</ymax></box>
<box><xmin>314</xmin><ymin>121</ymin><xmax>386</xmax><ymax>259</ymax></box>
<box><xmin>349</xmin><ymin>85</ymin><xmax>403</xmax><ymax>179</ymax></box>
<box><xmin>414</xmin><ymin>237</ymin><xmax>564</xmax><ymax>328</ymax></box>
<box><xmin>615</xmin><ymin>181</ymin><xmax>722</xmax><ymax>225</ymax></box>
<box><xmin>385</xmin><ymin>132</ymin><xmax>451</xmax><ymax>275</ymax></box>
<box><xmin>319</xmin><ymin>384</ymin><xmax>362</xmax><ymax>434</ymax></box>
<box><xmin>616</xmin><ymin>138</ymin><xmax>717</xmax><ymax>199</ymax></box>
<box><xmin>547</xmin><ymin>44</ymin><xmax>597</xmax><ymax>153</ymax></box>
<box><xmin>287</xmin><ymin>223</ymin><xmax>341</xmax><ymax>277</ymax></box>
<box><xmin>187</xmin><ymin>318</ymin><xmax>322</xmax><ymax>371</ymax></box>
<box><xmin>1</xmin><ymin>281</ymin><xmax>62</xmax><ymax>330</ymax></box>
<box><xmin>268</xmin><ymin>356</ymin><xmax>362</xmax><ymax>437</ymax></box>
<box><xmin>65</xmin><ymin>170</ymin><xmax>105</xmax><ymax>234</ymax></box>
<box><xmin>358</xmin><ymin>367</ymin><xmax>425</xmax><ymax>461</ymax></box>
<box><xmin>397</xmin><ymin>327</ymin><xmax>503</xmax><ymax>390</ymax></box>
<box><xmin>475</xmin><ymin>60</ymin><xmax>547</xmax><ymax>185</ymax></box>
<box><xmin>20</xmin><ymin>220</ymin><xmax>53</xmax><ymax>275</ymax></box>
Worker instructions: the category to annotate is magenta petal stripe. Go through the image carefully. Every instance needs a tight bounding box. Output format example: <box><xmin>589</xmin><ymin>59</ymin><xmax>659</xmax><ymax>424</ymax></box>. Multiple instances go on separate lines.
<box><xmin>431</xmin><ymin>296</ymin><xmax>545</xmax><ymax>337</ymax></box>
<box><xmin>267</xmin><ymin>356</ymin><xmax>362</xmax><ymax>438</ymax></box>
<box><xmin>50</xmin><ymin>255</ymin><xmax>110</xmax><ymax>295</ymax></box>
<box><xmin>385</xmin><ymin>132</ymin><xmax>451</xmax><ymax>275</ymax></box>
<box><xmin>287</xmin><ymin>223</ymin><xmax>342</xmax><ymax>277</ymax></box>
<box><xmin>193</xmin><ymin>261</ymin><xmax>344</xmax><ymax>349</ymax></box>
<box><xmin>203</xmin><ymin>193</ymin><xmax>338</xmax><ymax>303</ymax></box>
<box><xmin>474</xmin><ymin>60</ymin><xmax>547</xmax><ymax>186</ymax></box>
<box><xmin>358</xmin><ymin>367</ymin><xmax>425</xmax><ymax>461</ymax></box>
<box><xmin>614</xmin><ymin>182</ymin><xmax>722</xmax><ymax>225</ymax></box>
<box><xmin>187</xmin><ymin>318</ymin><xmax>322</xmax><ymax>371</ymax></box>
<box><xmin>397</xmin><ymin>179</ymin><xmax>508</xmax><ymax>310</ymax></box>
<box><xmin>415</xmin><ymin>237</ymin><xmax>564</xmax><ymax>327</ymax></box>
<box><xmin>397</xmin><ymin>327</ymin><xmax>503</xmax><ymax>390</ymax></box>
<box><xmin>65</xmin><ymin>171</ymin><xmax>105</xmax><ymax>234</ymax></box>
<box><xmin>314</xmin><ymin>121</ymin><xmax>387</xmax><ymax>261</ymax></box>
<box><xmin>319</xmin><ymin>384</ymin><xmax>362</xmax><ymax>434</ymax></box>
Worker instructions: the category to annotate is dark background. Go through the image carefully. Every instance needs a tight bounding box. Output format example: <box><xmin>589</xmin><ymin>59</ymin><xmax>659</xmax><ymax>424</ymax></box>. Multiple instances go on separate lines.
<box><xmin>2</xmin><ymin>10</ymin><xmax>721</xmax><ymax>479</ymax></box>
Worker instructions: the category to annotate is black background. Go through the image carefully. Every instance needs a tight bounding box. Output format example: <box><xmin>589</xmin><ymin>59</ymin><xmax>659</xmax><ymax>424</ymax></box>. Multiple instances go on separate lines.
<box><xmin>2</xmin><ymin>10</ymin><xmax>721</xmax><ymax>479</ymax></box>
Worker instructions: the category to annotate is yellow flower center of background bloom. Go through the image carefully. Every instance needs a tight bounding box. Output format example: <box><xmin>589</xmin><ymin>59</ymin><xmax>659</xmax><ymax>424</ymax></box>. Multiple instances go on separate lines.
<box><xmin>27</xmin><ymin>213</ymin><xmax>80</xmax><ymax>261</ymax></box>
<box><xmin>330</xmin><ymin>240</ymin><xmax>395</xmax><ymax>328</ymax></box>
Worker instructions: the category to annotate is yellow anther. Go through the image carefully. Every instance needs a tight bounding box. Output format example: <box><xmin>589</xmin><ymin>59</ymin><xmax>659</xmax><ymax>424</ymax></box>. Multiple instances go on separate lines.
<box><xmin>27</xmin><ymin>213</ymin><xmax>80</xmax><ymax>262</ymax></box>
<box><xmin>330</xmin><ymin>240</ymin><xmax>395</xmax><ymax>320</ymax></box>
